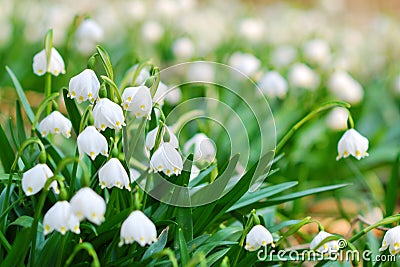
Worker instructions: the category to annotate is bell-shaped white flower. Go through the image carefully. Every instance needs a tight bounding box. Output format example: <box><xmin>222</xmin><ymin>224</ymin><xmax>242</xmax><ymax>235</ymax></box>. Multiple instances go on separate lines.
<box><xmin>122</xmin><ymin>86</ymin><xmax>153</xmax><ymax>119</ymax></box>
<box><xmin>379</xmin><ymin>226</ymin><xmax>400</xmax><ymax>255</ymax></box>
<box><xmin>68</xmin><ymin>69</ymin><xmax>100</xmax><ymax>104</ymax></box>
<box><xmin>119</xmin><ymin>210</ymin><xmax>157</xmax><ymax>247</ymax></box>
<box><xmin>302</xmin><ymin>39</ymin><xmax>331</xmax><ymax>66</ymax></box>
<box><xmin>257</xmin><ymin>71</ymin><xmax>288</xmax><ymax>99</ymax></box>
<box><xmin>326</xmin><ymin>107</ymin><xmax>348</xmax><ymax>131</ymax></box>
<box><xmin>22</xmin><ymin>164</ymin><xmax>58</xmax><ymax>196</ymax></box>
<box><xmin>75</xmin><ymin>19</ymin><xmax>104</xmax><ymax>55</ymax></box>
<box><xmin>244</xmin><ymin>225</ymin><xmax>274</xmax><ymax>251</ymax></box>
<box><xmin>288</xmin><ymin>63</ymin><xmax>320</xmax><ymax>90</ymax></box>
<box><xmin>77</xmin><ymin>126</ymin><xmax>109</xmax><ymax>160</ymax></box>
<box><xmin>150</xmin><ymin>142</ymin><xmax>183</xmax><ymax>176</ymax></box>
<box><xmin>310</xmin><ymin>231</ymin><xmax>339</xmax><ymax>253</ymax></box>
<box><xmin>33</xmin><ymin>47</ymin><xmax>65</xmax><ymax>76</ymax></box>
<box><xmin>336</xmin><ymin>129</ymin><xmax>369</xmax><ymax>160</ymax></box>
<box><xmin>70</xmin><ymin>187</ymin><xmax>106</xmax><ymax>225</ymax></box>
<box><xmin>229</xmin><ymin>52</ymin><xmax>260</xmax><ymax>77</ymax></box>
<box><xmin>328</xmin><ymin>71</ymin><xmax>363</xmax><ymax>105</ymax></box>
<box><xmin>183</xmin><ymin>133</ymin><xmax>216</xmax><ymax>164</ymax></box>
<box><xmin>93</xmin><ymin>98</ymin><xmax>125</xmax><ymax>131</ymax></box>
<box><xmin>43</xmin><ymin>201</ymin><xmax>80</xmax><ymax>235</ymax></box>
<box><xmin>99</xmin><ymin>158</ymin><xmax>131</xmax><ymax>190</ymax></box>
<box><xmin>38</xmin><ymin>111</ymin><xmax>72</xmax><ymax>138</ymax></box>
<box><xmin>146</xmin><ymin>125</ymin><xmax>179</xmax><ymax>151</ymax></box>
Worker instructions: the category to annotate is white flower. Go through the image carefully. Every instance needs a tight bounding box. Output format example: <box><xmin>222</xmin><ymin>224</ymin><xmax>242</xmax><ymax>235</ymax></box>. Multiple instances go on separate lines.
<box><xmin>77</xmin><ymin>126</ymin><xmax>109</xmax><ymax>160</ymax></box>
<box><xmin>75</xmin><ymin>19</ymin><xmax>104</xmax><ymax>55</ymax></box>
<box><xmin>68</xmin><ymin>69</ymin><xmax>100</xmax><ymax>104</ymax></box>
<box><xmin>326</xmin><ymin>107</ymin><xmax>348</xmax><ymax>131</ymax></box>
<box><xmin>43</xmin><ymin>201</ymin><xmax>80</xmax><ymax>235</ymax></box>
<box><xmin>164</xmin><ymin>87</ymin><xmax>182</xmax><ymax>105</ymax></box>
<box><xmin>146</xmin><ymin>125</ymin><xmax>179</xmax><ymax>151</ymax></box>
<box><xmin>38</xmin><ymin>111</ymin><xmax>72</xmax><ymax>138</ymax></box>
<box><xmin>244</xmin><ymin>225</ymin><xmax>273</xmax><ymax>251</ymax></box>
<box><xmin>150</xmin><ymin>143</ymin><xmax>183</xmax><ymax>176</ymax></box>
<box><xmin>99</xmin><ymin>158</ymin><xmax>131</xmax><ymax>190</ymax></box>
<box><xmin>190</xmin><ymin>165</ymin><xmax>200</xmax><ymax>181</ymax></box>
<box><xmin>93</xmin><ymin>98</ymin><xmax>125</xmax><ymax>131</ymax></box>
<box><xmin>302</xmin><ymin>39</ymin><xmax>331</xmax><ymax>66</ymax></box>
<box><xmin>270</xmin><ymin>45</ymin><xmax>297</xmax><ymax>68</ymax></box>
<box><xmin>336</xmin><ymin>129</ymin><xmax>369</xmax><ymax>160</ymax></box>
<box><xmin>119</xmin><ymin>210</ymin><xmax>157</xmax><ymax>247</ymax></box>
<box><xmin>229</xmin><ymin>52</ymin><xmax>261</xmax><ymax>77</ymax></box>
<box><xmin>257</xmin><ymin>71</ymin><xmax>288</xmax><ymax>99</ymax></box>
<box><xmin>22</xmin><ymin>164</ymin><xmax>58</xmax><ymax>196</ymax></box>
<box><xmin>379</xmin><ymin>226</ymin><xmax>400</xmax><ymax>255</ymax></box>
<box><xmin>328</xmin><ymin>71</ymin><xmax>364</xmax><ymax>105</ymax></box>
<box><xmin>129</xmin><ymin>168</ymin><xmax>141</xmax><ymax>182</ymax></box>
<box><xmin>33</xmin><ymin>47</ymin><xmax>65</xmax><ymax>76</ymax></box>
<box><xmin>70</xmin><ymin>187</ymin><xmax>106</xmax><ymax>225</ymax></box>
<box><xmin>141</xmin><ymin>20</ymin><xmax>164</xmax><ymax>43</ymax></box>
<box><xmin>122</xmin><ymin>86</ymin><xmax>153</xmax><ymax>119</ymax></box>
<box><xmin>126</xmin><ymin>64</ymin><xmax>151</xmax><ymax>86</ymax></box>
<box><xmin>183</xmin><ymin>133</ymin><xmax>216</xmax><ymax>164</ymax></box>
<box><xmin>288</xmin><ymin>63</ymin><xmax>320</xmax><ymax>90</ymax></box>
<box><xmin>173</xmin><ymin>37</ymin><xmax>195</xmax><ymax>60</ymax></box>
<box><xmin>310</xmin><ymin>231</ymin><xmax>339</xmax><ymax>253</ymax></box>
<box><xmin>186</xmin><ymin>63</ymin><xmax>215</xmax><ymax>82</ymax></box>
<box><xmin>238</xmin><ymin>18</ymin><xmax>264</xmax><ymax>43</ymax></box>
<box><xmin>153</xmin><ymin>81</ymin><xmax>169</xmax><ymax>106</ymax></box>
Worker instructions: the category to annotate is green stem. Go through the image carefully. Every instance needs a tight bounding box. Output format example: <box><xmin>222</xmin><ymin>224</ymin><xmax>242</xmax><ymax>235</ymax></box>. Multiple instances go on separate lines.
<box><xmin>64</xmin><ymin>242</ymin><xmax>100</xmax><ymax>267</ymax></box>
<box><xmin>69</xmin><ymin>148</ymin><xmax>79</xmax><ymax>196</ymax></box>
<box><xmin>233</xmin><ymin>210</ymin><xmax>256</xmax><ymax>266</ymax></box>
<box><xmin>55</xmin><ymin>157</ymin><xmax>90</xmax><ymax>188</ymax></box>
<box><xmin>56</xmin><ymin>233</ymin><xmax>67</xmax><ymax>267</ymax></box>
<box><xmin>32</xmin><ymin>92</ymin><xmax>59</xmax><ymax>133</ymax></box>
<box><xmin>45</xmin><ymin>73</ymin><xmax>52</xmax><ymax>115</ymax></box>
<box><xmin>275</xmin><ymin>101</ymin><xmax>351</xmax><ymax>154</ymax></box>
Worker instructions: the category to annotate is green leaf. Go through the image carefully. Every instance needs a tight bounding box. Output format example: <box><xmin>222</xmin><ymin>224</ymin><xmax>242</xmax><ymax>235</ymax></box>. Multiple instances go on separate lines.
<box><xmin>6</xmin><ymin>66</ymin><xmax>35</xmax><ymax>123</ymax></box>
<box><xmin>9</xmin><ymin>215</ymin><xmax>34</xmax><ymax>228</ymax></box>
<box><xmin>385</xmin><ymin>153</ymin><xmax>399</xmax><ymax>216</ymax></box>
<box><xmin>0</xmin><ymin>228</ymin><xmax>31</xmax><ymax>267</ymax></box>
<box><xmin>226</xmin><ymin>181</ymin><xmax>298</xmax><ymax>212</ymax></box>
<box><xmin>0</xmin><ymin>124</ymin><xmax>15</xmax><ymax>173</ymax></box>
<box><xmin>278</xmin><ymin>216</ymin><xmax>311</xmax><ymax>244</ymax></box>
<box><xmin>35</xmin><ymin>233</ymin><xmax>62</xmax><ymax>267</ymax></box>
<box><xmin>63</xmin><ymin>88</ymin><xmax>81</xmax><ymax>135</ymax></box>
<box><xmin>142</xmin><ymin>227</ymin><xmax>169</xmax><ymax>260</ymax></box>
<box><xmin>206</xmin><ymin>248</ymin><xmax>230</xmax><ymax>266</ymax></box>
<box><xmin>177</xmin><ymin>228</ymin><xmax>189</xmax><ymax>266</ymax></box>
<box><xmin>16</xmin><ymin>101</ymin><xmax>27</xmax><ymax>146</ymax></box>
<box><xmin>96</xmin><ymin>45</ymin><xmax>114</xmax><ymax>80</ymax></box>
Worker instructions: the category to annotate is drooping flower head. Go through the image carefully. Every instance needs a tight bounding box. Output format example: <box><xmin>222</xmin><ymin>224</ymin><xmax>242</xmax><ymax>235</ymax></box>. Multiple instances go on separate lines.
<box><xmin>336</xmin><ymin>129</ymin><xmax>369</xmax><ymax>160</ymax></box>
<box><xmin>288</xmin><ymin>63</ymin><xmax>320</xmax><ymax>90</ymax></box>
<box><xmin>70</xmin><ymin>187</ymin><xmax>106</xmax><ymax>225</ymax></box>
<box><xmin>68</xmin><ymin>69</ymin><xmax>100</xmax><ymax>104</ymax></box>
<box><xmin>119</xmin><ymin>210</ymin><xmax>157</xmax><ymax>247</ymax></box>
<box><xmin>22</xmin><ymin>164</ymin><xmax>58</xmax><ymax>196</ymax></box>
<box><xmin>93</xmin><ymin>98</ymin><xmax>125</xmax><ymax>131</ymax></box>
<box><xmin>145</xmin><ymin>125</ymin><xmax>179</xmax><ymax>151</ymax></box>
<box><xmin>257</xmin><ymin>71</ymin><xmax>288</xmax><ymax>99</ymax></box>
<box><xmin>99</xmin><ymin>158</ymin><xmax>131</xmax><ymax>190</ymax></box>
<box><xmin>43</xmin><ymin>201</ymin><xmax>80</xmax><ymax>235</ymax></box>
<box><xmin>150</xmin><ymin>142</ymin><xmax>183</xmax><ymax>176</ymax></box>
<box><xmin>183</xmin><ymin>133</ymin><xmax>216</xmax><ymax>164</ymax></box>
<box><xmin>77</xmin><ymin>126</ymin><xmax>109</xmax><ymax>160</ymax></box>
<box><xmin>328</xmin><ymin>70</ymin><xmax>364</xmax><ymax>105</ymax></box>
<box><xmin>379</xmin><ymin>226</ymin><xmax>400</xmax><ymax>255</ymax></box>
<box><xmin>310</xmin><ymin>231</ymin><xmax>339</xmax><ymax>253</ymax></box>
<box><xmin>244</xmin><ymin>225</ymin><xmax>274</xmax><ymax>251</ymax></box>
<box><xmin>75</xmin><ymin>19</ymin><xmax>104</xmax><ymax>55</ymax></box>
<box><xmin>122</xmin><ymin>86</ymin><xmax>153</xmax><ymax>119</ymax></box>
<box><xmin>38</xmin><ymin>111</ymin><xmax>72</xmax><ymax>138</ymax></box>
<box><xmin>33</xmin><ymin>47</ymin><xmax>65</xmax><ymax>76</ymax></box>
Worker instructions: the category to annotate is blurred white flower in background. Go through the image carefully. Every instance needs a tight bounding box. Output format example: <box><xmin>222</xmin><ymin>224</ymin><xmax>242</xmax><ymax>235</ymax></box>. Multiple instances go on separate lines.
<box><xmin>43</xmin><ymin>201</ymin><xmax>80</xmax><ymax>235</ymax></box>
<box><xmin>184</xmin><ymin>133</ymin><xmax>216</xmax><ymax>164</ymax></box>
<box><xmin>393</xmin><ymin>75</ymin><xmax>400</xmax><ymax>96</ymax></box>
<box><xmin>229</xmin><ymin>52</ymin><xmax>261</xmax><ymax>78</ymax></box>
<box><xmin>125</xmin><ymin>64</ymin><xmax>151</xmax><ymax>86</ymax></box>
<box><xmin>122</xmin><ymin>86</ymin><xmax>153</xmax><ymax>119</ymax></box>
<box><xmin>302</xmin><ymin>39</ymin><xmax>331</xmax><ymax>66</ymax></box>
<box><xmin>379</xmin><ymin>226</ymin><xmax>400</xmax><ymax>255</ymax></box>
<box><xmin>325</xmin><ymin>107</ymin><xmax>348</xmax><ymax>131</ymax></box>
<box><xmin>38</xmin><ymin>111</ymin><xmax>72</xmax><ymax>138</ymax></box>
<box><xmin>310</xmin><ymin>231</ymin><xmax>339</xmax><ymax>253</ymax></box>
<box><xmin>288</xmin><ymin>63</ymin><xmax>320</xmax><ymax>90</ymax></box>
<box><xmin>119</xmin><ymin>210</ymin><xmax>157</xmax><ymax>247</ymax></box>
<box><xmin>75</xmin><ymin>19</ymin><xmax>104</xmax><ymax>55</ymax></box>
<box><xmin>93</xmin><ymin>98</ymin><xmax>126</xmax><ymax>131</ymax></box>
<box><xmin>257</xmin><ymin>71</ymin><xmax>288</xmax><ymax>99</ymax></box>
<box><xmin>141</xmin><ymin>20</ymin><xmax>164</xmax><ymax>43</ymax></box>
<box><xmin>172</xmin><ymin>37</ymin><xmax>195</xmax><ymax>60</ymax></box>
<box><xmin>328</xmin><ymin>71</ymin><xmax>364</xmax><ymax>105</ymax></box>
<box><xmin>244</xmin><ymin>225</ymin><xmax>274</xmax><ymax>251</ymax></box>
<box><xmin>70</xmin><ymin>187</ymin><xmax>106</xmax><ymax>225</ymax></box>
<box><xmin>99</xmin><ymin>158</ymin><xmax>131</xmax><ymax>190</ymax></box>
<box><xmin>22</xmin><ymin>163</ymin><xmax>59</xmax><ymax>196</ymax></box>
<box><xmin>238</xmin><ymin>18</ymin><xmax>264</xmax><ymax>43</ymax></box>
<box><xmin>150</xmin><ymin>142</ymin><xmax>183</xmax><ymax>176</ymax></box>
<box><xmin>270</xmin><ymin>45</ymin><xmax>297</xmax><ymax>68</ymax></box>
<box><xmin>33</xmin><ymin>47</ymin><xmax>65</xmax><ymax>76</ymax></box>
<box><xmin>77</xmin><ymin>126</ymin><xmax>109</xmax><ymax>160</ymax></box>
<box><xmin>68</xmin><ymin>69</ymin><xmax>100</xmax><ymax>104</ymax></box>
<box><xmin>336</xmin><ymin>129</ymin><xmax>369</xmax><ymax>160</ymax></box>
<box><xmin>186</xmin><ymin>63</ymin><xmax>216</xmax><ymax>82</ymax></box>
